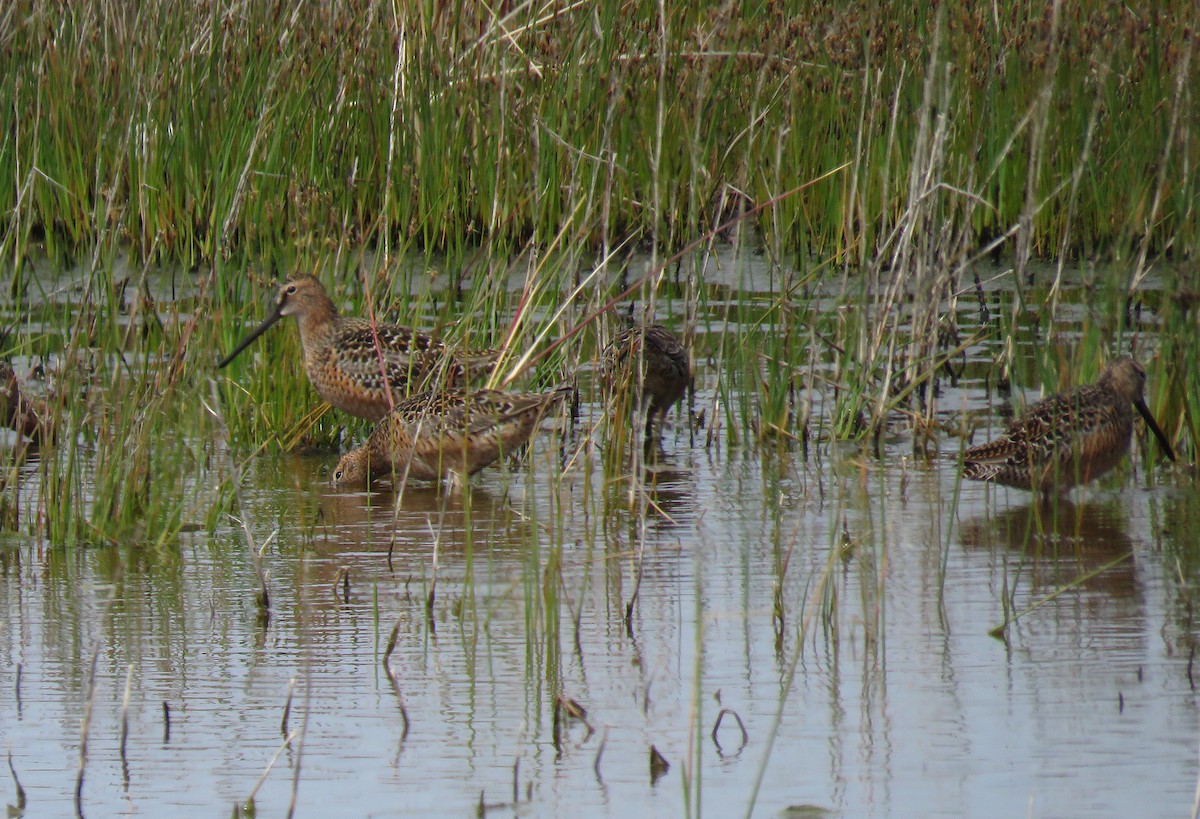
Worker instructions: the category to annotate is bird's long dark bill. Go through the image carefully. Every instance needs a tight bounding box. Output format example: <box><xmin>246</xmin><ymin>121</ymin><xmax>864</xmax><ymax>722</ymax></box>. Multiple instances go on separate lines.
<box><xmin>1134</xmin><ymin>399</ymin><xmax>1176</xmax><ymax>462</ymax></box>
<box><xmin>216</xmin><ymin>307</ymin><xmax>284</xmax><ymax>368</ymax></box>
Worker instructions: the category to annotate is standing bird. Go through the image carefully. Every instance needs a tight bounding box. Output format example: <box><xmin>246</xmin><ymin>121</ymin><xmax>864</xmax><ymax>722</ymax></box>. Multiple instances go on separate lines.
<box><xmin>217</xmin><ymin>275</ymin><xmax>499</xmax><ymax>422</ymax></box>
<box><xmin>602</xmin><ymin>321</ymin><xmax>692</xmax><ymax>441</ymax></box>
<box><xmin>331</xmin><ymin>385</ymin><xmax>573</xmax><ymax>489</ymax></box>
<box><xmin>0</xmin><ymin>361</ymin><xmax>49</xmax><ymax>443</ymax></box>
<box><xmin>963</xmin><ymin>356</ymin><xmax>1175</xmax><ymax>494</ymax></box>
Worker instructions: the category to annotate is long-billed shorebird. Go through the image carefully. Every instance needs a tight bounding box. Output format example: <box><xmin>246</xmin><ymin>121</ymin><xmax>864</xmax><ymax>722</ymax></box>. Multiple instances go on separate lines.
<box><xmin>963</xmin><ymin>356</ymin><xmax>1175</xmax><ymax>494</ymax></box>
<box><xmin>602</xmin><ymin>322</ymin><xmax>691</xmax><ymax>439</ymax></box>
<box><xmin>217</xmin><ymin>275</ymin><xmax>499</xmax><ymax>421</ymax></box>
<box><xmin>331</xmin><ymin>385</ymin><xmax>573</xmax><ymax>489</ymax></box>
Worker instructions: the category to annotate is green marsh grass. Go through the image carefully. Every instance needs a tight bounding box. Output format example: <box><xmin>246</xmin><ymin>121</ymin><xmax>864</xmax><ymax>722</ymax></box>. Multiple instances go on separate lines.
<box><xmin>1</xmin><ymin>263</ymin><xmax>229</xmax><ymax>547</ymax></box>
<box><xmin>3</xmin><ymin>3</ymin><xmax>1198</xmax><ymax>268</ymax></box>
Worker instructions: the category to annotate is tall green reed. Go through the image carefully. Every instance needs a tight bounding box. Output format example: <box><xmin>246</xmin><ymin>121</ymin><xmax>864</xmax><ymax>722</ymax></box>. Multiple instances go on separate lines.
<box><xmin>3</xmin><ymin>2</ymin><xmax>1197</xmax><ymax>269</ymax></box>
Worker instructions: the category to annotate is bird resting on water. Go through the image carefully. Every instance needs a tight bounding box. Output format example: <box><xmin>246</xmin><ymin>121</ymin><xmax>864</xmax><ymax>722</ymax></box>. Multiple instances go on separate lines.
<box><xmin>331</xmin><ymin>385</ymin><xmax>573</xmax><ymax>489</ymax></box>
<box><xmin>962</xmin><ymin>356</ymin><xmax>1174</xmax><ymax>494</ymax></box>
<box><xmin>217</xmin><ymin>275</ymin><xmax>499</xmax><ymax>422</ymax></box>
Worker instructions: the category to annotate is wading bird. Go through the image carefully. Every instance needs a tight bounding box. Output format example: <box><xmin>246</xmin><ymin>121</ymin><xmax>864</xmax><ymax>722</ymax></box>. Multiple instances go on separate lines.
<box><xmin>331</xmin><ymin>385</ymin><xmax>573</xmax><ymax>489</ymax></box>
<box><xmin>963</xmin><ymin>356</ymin><xmax>1175</xmax><ymax>494</ymax></box>
<box><xmin>602</xmin><ymin>322</ymin><xmax>691</xmax><ymax>441</ymax></box>
<box><xmin>217</xmin><ymin>275</ymin><xmax>499</xmax><ymax>421</ymax></box>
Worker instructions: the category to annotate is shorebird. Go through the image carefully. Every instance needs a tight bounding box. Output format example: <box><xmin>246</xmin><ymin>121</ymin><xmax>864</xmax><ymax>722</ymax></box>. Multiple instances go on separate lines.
<box><xmin>0</xmin><ymin>361</ymin><xmax>49</xmax><ymax>443</ymax></box>
<box><xmin>963</xmin><ymin>356</ymin><xmax>1175</xmax><ymax>494</ymax></box>
<box><xmin>217</xmin><ymin>275</ymin><xmax>499</xmax><ymax>422</ymax></box>
<box><xmin>331</xmin><ymin>385</ymin><xmax>573</xmax><ymax>489</ymax></box>
<box><xmin>602</xmin><ymin>321</ymin><xmax>691</xmax><ymax>439</ymax></box>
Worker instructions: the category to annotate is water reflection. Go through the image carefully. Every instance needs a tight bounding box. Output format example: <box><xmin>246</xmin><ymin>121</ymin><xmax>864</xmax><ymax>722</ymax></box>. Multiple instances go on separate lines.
<box><xmin>959</xmin><ymin>500</ymin><xmax>1137</xmax><ymax>598</ymax></box>
<box><xmin>317</xmin><ymin>482</ymin><xmax>515</xmax><ymax>551</ymax></box>
<box><xmin>2</xmin><ymin>258</ymin><xmax>1199</xmax><ymax>817</ymax></box>
<box><xmin>603</xmin><ymin>461</ymin><xmax>698</xmax><ymax>527</ymax></box>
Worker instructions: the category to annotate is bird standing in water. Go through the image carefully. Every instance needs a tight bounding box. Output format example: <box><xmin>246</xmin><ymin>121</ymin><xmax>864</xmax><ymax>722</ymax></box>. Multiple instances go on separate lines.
<box><xmin>331</xmin><ymin>385</ymin><xmax>573</xmax><ymax>489</ymax></box>
<box><xmin>963</xmin><ymin>356</ymin><xmax>1174</xmax><ymax>494</ymax></box>
<box><xmin>217</xmin><ymin>275</ymin><xmax>499</xmax><ymax>422</ymax></box>
<box><xmin>602</xmin><ymin>321</ymin><xmax>691</xmax><ymax>441</ymax></box>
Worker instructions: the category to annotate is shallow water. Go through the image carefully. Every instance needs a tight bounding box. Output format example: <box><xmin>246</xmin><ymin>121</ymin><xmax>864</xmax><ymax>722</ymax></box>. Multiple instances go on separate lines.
<box><xmin>1</xmin><ymin>260</ymin><xmax>1198</xmax><ymax>817</ymax></box>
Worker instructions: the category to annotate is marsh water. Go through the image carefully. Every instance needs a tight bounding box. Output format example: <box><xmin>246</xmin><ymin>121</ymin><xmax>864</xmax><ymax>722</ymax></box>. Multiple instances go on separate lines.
<box><xmin>1</xmin><ymin>258</ymin><xmax>1198</xmax><ymax>817</ymax></box>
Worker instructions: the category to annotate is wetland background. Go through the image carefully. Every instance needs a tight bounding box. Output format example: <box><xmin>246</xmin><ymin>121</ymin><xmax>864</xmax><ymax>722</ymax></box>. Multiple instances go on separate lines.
<box><xmin>2</xmin><ymin>2</ymin><xmax>1199</xmax><ymax>816</ymax></box>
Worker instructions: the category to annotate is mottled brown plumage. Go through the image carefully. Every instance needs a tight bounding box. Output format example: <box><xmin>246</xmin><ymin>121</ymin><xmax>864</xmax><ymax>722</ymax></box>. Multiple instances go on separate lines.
<box><xmin>602</xmin><ymin>322</ymin><xmax>691</xmax><ymax>438</ymax></box>
<box><xmin>217</xmin><ymin>275</ymin><xmax>499</xmax><ymax>421</ymax></box>
<box><xmin>0</xmin><ymin>361</ymin><xmax>49</xmax><ymax>443</ymax></box>
<box><xmin>331</xmin><ymin>385</ymin><xmax>573</xmax><ymax>489</ymax></box>
<box><xmin>963</xmin><ymin>357</ymin><xmax>1174</xmax><ymax>493</ymax></box>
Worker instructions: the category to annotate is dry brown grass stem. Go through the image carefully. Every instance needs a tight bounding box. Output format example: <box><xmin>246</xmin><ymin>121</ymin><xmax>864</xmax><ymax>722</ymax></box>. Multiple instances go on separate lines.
<box><xmin>119</xmin><ymin>664</ymin><xmax>134</xmax><ymax>781</ymax></box>
<box><xmin>246</xmin><ymin>730</ymin><xmax>301</xmax><ymax>804</ymax></box>
<box><xmin>382</xmin><ymin>618</ymin><xmax>411</xmax><ymax>742</ymax></box>
<box><xmin>74</xmin><ymin>646</ymin><xmax>99</xmax><ymax>818</ymax></box>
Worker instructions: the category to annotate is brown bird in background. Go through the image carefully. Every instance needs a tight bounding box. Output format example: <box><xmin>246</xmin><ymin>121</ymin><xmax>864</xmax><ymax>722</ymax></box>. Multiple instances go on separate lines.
<box><xmin>602</xmin><ymin>321</ymin><xmax>691</xmax><ymax>441</ymax></box>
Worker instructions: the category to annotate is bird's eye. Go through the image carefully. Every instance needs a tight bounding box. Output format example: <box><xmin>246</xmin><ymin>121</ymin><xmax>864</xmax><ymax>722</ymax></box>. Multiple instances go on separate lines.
<box><xmin>333</xmin><ymin>469</ymin><xmax>343</xmax><ymax>481</ymax></box>
<box><xmin>285</xmin><ymin>284</ymin><xmax>298</xmax><ymax>295</ymax></box>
